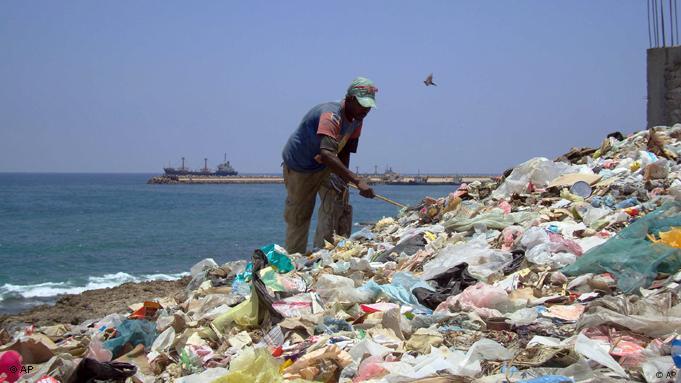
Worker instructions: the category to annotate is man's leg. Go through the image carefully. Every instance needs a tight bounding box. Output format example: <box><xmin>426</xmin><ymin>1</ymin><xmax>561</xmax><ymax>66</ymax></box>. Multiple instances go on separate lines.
<box><xmin>313</xmin><ymin>173</ymin><xmax>352</xmax><ymax>248</ymax></box>
<box><xmin>283</xmin><ymin>166</ymin><xmax>326</xmax><ymax>254</ymax></box>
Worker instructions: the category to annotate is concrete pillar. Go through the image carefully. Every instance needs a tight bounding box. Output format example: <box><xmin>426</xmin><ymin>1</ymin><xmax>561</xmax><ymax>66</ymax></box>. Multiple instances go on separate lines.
<box><xmin>647</xmin><ymin>46</ymin><xmax>681</xmax><ymax>128</ymax></box>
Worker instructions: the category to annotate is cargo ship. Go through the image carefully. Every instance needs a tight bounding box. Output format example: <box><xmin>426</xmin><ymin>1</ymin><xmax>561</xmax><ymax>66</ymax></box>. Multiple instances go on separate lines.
<box><xmin>163</xmin><ymin>154</ymin><xmax>238</xmax><ymax>176</ymax></box>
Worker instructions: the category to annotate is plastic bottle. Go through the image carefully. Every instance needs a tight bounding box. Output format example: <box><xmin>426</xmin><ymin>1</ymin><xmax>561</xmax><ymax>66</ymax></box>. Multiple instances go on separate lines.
<box><xmin>670</xmin><ymin>338</ymin><xmax>681</xmax><ymax>383</ymax></box>
<box><xmin>672</xmin><ymin>338</ymin><xmax>681</xmax><ymax>368</ymax></box>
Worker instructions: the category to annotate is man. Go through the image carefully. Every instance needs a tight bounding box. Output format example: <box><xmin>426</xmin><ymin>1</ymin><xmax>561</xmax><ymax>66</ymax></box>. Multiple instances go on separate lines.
<box><xmin>281</xmin><ymin>77</ymin><xmax>377</xmax><ymax>254</ymax></box>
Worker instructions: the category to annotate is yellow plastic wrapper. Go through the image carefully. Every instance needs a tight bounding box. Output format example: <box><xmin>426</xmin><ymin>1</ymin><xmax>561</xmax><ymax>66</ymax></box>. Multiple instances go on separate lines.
<box><xmin>423</xmin><ymin>231</ymin><xmax>437</xmax><ymax>242</ymax></box>
<box><xmin>630</xmin><ymin>160</ymin><xmax>641</xmax><ymax>172</ymax></box>
<box><xmin>212</xmin><ymin>347</ymin><xmax>313</xmax><ymax>383</ymax></box>
<box><xmin>334</xmin><ymin>245</ymin><xmax>363</xmax><ymax>261</ymax></box>
<box><xmin>648</xmin><ymin>227</ymin><xmax>681</xmax><ymax>248</ymax></box>
<box><xmin>560</xmin><ymin>188</ymin><xmax>584</xmax><ymax>202</ymax></box>
<box><xmin>375</xmin><ymin>217</ymin><xmax>395</xmax><ymax>230</ymax></box>
<box><xmin>212</xmin><ymin>347</ymin><xmax>278</xmax><ymax>383</ymax></box>
<box><xmin>206</xmin><ymin>288</ymin><xmax>260</xmax><ymax>340</ymax></box>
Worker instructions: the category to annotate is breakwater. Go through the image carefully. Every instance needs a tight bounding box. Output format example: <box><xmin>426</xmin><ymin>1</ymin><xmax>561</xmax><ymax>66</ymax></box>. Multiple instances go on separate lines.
<box><xmin>147</xmin><ymin>174</ymin><xmax>495</xmax><ymax>185</ymax></box>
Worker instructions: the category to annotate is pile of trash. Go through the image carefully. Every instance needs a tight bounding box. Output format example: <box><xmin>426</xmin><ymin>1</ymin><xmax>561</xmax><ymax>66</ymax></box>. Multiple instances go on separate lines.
<box><xmin>3</xmin><ymin>125</ymin><xmax>681</xmax><ymax>383</ymax></box>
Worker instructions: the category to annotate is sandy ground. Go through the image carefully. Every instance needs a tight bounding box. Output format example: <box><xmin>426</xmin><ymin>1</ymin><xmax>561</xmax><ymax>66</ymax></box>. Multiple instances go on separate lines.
<box><xmin>0</xmin><ymin>277</ymin><xmax>190</xmax><ymax>330</ymax></box>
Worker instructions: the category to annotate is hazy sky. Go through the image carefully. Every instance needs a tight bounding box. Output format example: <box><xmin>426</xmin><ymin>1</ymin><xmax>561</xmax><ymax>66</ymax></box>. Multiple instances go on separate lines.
<box><xmin>1</xmin><ymin>1</ymin><xmax>648</xmax><ymax>174</ymax></box>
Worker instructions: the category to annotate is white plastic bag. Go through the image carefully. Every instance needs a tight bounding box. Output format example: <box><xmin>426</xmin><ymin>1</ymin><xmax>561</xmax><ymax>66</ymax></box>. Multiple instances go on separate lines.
<box><xmin>174</xmin><ymin>367</ymin><xmax>229</xmax><ymax>383</ymax></box>
<box><xmin>641</xmin><ymin>356</ymin><xmax>678</xmax><ymax>383</ymax></box>
<box><xmin>574</xmin><ymin>333</ymin><xmax>628</xmax><ymax>378</ymax></box>
<box><xmin>421</xmin><ymin>236</ymin><xmax>512</xmax><ymax>281</ymax></box>
<box><xmin>520</xmin><ymin>227</ymin><xmax>550</xmax><ymax>250</ymax></box>
<box><xmin>506</xmin><ymin>307</ymin><xmax>538</xmax><ymax>326</ymax></box>
<box><xmin>492</xmin><ymin>157</ymin><xmax>576</xmax><ymax>198</ymax></box>
<box><xmin>315</xmin><ymin>274</ymin><xmax>374</xmax><ymax>304</ymax></box>
<box><xmin>147</xmin><ymin>326</ymin><xmax>176</xmax><ymax>363</ymax></box>
<box><xmin>461</xmin><ymin>338</ymin><xmax>514</xmax><ymax>365</ymax></box>
<box><xmin>190</xmin><ymin>258</ymin><xmax>218</xmax><ymax>278</ymax></box>
<box><xmin>349</xmin><ymin>339</ymin><xmax>392</xmax><ymax>362</ymax></box>
<box><xmin>526</xmin><ymin>244</ymin><xmax>576</xmax><ymax>268</ymax></box>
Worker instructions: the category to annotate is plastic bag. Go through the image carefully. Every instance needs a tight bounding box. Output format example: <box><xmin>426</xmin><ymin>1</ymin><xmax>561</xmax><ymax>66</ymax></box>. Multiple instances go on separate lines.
<box><xmin>231</xmin><ymin>245</ymin><xmax>293</xmax><ymax>290</ymax></box>
<box><xmin>174</xmin><ymin>367</ymin><xmax>229</xmax><ymax>383</ymax></box>
<box><xmin>581</xmin><ymin>206</ymin><xmax>612</xmax><ymax>227</ymax></box>
<box><xmin>272</xmin><ymin>293</ymin><xmax>323</xmax><ymax>318</ymax></box>
<box><xmin>349</xmin><ymin>340</ymin><xmax>392</xmax><ymax>363</ymax></box>
<box><xmin>421</xmin><ymin>236</ymin><xmax>512</xmax><ymax>281</ymax></box>
<box><xmin>0</xmin><ymin>350</ymin><xmax>23</xmax><ymax>383</ymax></box>
<box><xmin>574</xmin><ymin>333</ymin><xmax>627</xmax><ymax>378</ymax></box>
<box><xmin>435</xmin><ymin>283</ymin><xmax>510</xmax><ymax>318</ymax></box>
<box><xmin>85</xmin><ymin>338</ymin><xmax>112</xmax><ymax>362</ymax></box>
<box><xmin>209</xmin><ymin>250</ymin><xmax>284</xmax><ymax>337</ymax></box>
<box><xmin>506</xmin><ymin>307</ymin><xmax>538</xmax><ymax>326</ymax></box>
<box><xmin>188</xmin><ymin>258</ymin><xmax>219</xmax><ymax>290</ymax></box>
<box><xmin>640</xmin><ymin>356</ymin><xmax>678</xmax><ymax>383</ymax></box>
<box><xmin>259</xmin><ymin>267</ymin><xmax>306</xmax><ymax>293</ymax></box>
<box><xmin>353</xmin><ymin>355</ymin><xmax>387</xmax><ymax>382</ymax></box>
<box><xmin>526</xmin><ymin>245</ymin><xmax>576</xmax><ymax>268</ymax></box>
<box><xmin>563</xmin><ymin>201</ymin><xmax>681</xmax><ymax>293</ymax></box>
<box><xmin>443</xmin><ymin>209</ymin><xmax>538</xmax><ymax>233</ymax></box>
<box><xmin>102</xmin><ymin>320</ymin><xmax>157</xmax><ymax>358</ymax></box>
<box><xmin>147</xmin><ymin>327</ymin><xmax>175</xmax><ymax>362</ymax></box>
<box><xmin>315</xmin><ymin>317</ymin><xmax>353</xmax><ymax>334</ymax></box>
<box><xmin>492</xmin><ymin>157</ymin><xmax>576</xmax><ymax>198</ymax></box>
<box><xmin>576</xmin><ymin>301</ymin><xmax>681</xmax><ymax>338</ymax></box>
<box><xmin>361</xmin><ymin>272</ymin><xmax>433</xmax><ymax>314</ymax></box>
<box><xmin>521</xmin><ymin>227</ymin><xmax>550</xmax><ymax>250</ymax></box>
<box><xmin>501</xmin><ymin>226</ymin><xmax>524</xmax><ymax>251</ymax></box>
<box><xmin>190</xmin><ymin>258</ymin><xmax>219</xmax><ymax>278</ymax></box>
<box><xmin>380</xmin><ymin>346</ymin><xmax>478</xmax><ymax>380</ymax></box>
<box><xmin>178</xmin><ymin>346</ymin><xmax>203</xmax><ymax>375</ymax></box>
<box><xmin>548</xmin><ymin>233</ymin><xmax>582</xmax><ymax>256</ymax></box>
<box><xmin>211</xmin><ymin>347</ymin><xmax>281</xmax><ymax>383</ymax></box>
<box><xmin>461</xmin><ymin>338</ymin><xmax>514</xmax><ymax>365</ymax></box>
<box><xmin>210</xmin><ymin>287</ymin><xmax>260</xmax><ymax>333</ymax></box>
<box><xmin>260</xmin><ymin>244</ymin><xmax>294</xmax><ymax>273</ymax></box>
<box><xmin>315</xmin><ymin>274</ymin><xmax>374</xmax><ymax>304</ymax></box>
<box><xmin>350</xmin><ymin>227</ymin><xmax>375</xmax><ymax>241</ymax></box>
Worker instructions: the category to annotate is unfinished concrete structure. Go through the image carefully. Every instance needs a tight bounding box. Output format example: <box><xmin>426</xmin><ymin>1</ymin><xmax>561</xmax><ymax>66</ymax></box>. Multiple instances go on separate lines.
<box><xmin>648</xmin><ymin>46</ymin><xmax>681</xmax><ymax>128</ymax></box>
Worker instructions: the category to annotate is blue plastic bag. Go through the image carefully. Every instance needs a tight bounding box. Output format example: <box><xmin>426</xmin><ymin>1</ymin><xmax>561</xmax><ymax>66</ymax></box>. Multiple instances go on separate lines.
<box><xmin>231</xmin><ymin>244</ymin><xmax>294</xmax><ymax>288</ymax></box>
<box><xmin>362</xmin><ymin>272</ymin><xmax>433</xmax><ymax>314</ymax></box>
<box><xmin>260</xmin><ymin>244</ymin><xmax>294</xmax><ymax>273</ymax></box>
<box><xmin>563</xmin><ymin>201</ymin><xmax>681</xmax><ymax>293</ymax></box>
<box><xmin>103</xmin><ymin>319</ymin><xmax>157</xmax><ymax>357</ymax></box>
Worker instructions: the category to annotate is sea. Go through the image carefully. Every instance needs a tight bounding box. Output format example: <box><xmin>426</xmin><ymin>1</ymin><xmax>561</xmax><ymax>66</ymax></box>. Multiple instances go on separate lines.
<box><xmin>0</xmin><ymin>173</ymin><xmax>457</xmax><ymax>314</ymax></box>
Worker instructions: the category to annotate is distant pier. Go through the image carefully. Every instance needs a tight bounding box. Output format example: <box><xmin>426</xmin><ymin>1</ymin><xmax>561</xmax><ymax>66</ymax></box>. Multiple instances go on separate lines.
<box><xmin>147</xmin><ymin>174</ymin><xmax>496</xmax><ymax>185</ymax></box>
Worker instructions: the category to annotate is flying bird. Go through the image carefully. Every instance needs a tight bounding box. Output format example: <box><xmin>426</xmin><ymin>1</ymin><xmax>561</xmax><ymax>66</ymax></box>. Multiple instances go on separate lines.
<box><xmin>424</xmin><ymin>73</ymin><xmax>437</xmax><ymax>86</ymax></box>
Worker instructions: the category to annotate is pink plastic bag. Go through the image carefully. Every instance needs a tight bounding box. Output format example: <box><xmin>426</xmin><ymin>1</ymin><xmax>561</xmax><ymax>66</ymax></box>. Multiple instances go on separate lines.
<box><xmin>353</xmin><ymin>355</ymin><xmax>388</xmax><ymax>382</ymax></box>
<box><xmin>501</xmin><ymin>226</ymin><xmax>524</xmax><ymax>251</ymax></box>
<box><xmin>498</xmin><ymin>200</ymin><xmax>512</xmax><ymax>215</ymax></box>
<box><xmin>458</xmin><ymin>283</ymin><xmax>509</xmax><ymax>308</ymax></box>
<box><xmin>548</xmin><ymin>233</ymin><xmax>583</xmax><ymax>256</ymax></box>
<box><xmin>435</xmin><ymin>283</ymin><xmax>509</xmax><ymax>318</ymax></box>
<box><xmin>0</xmin><ymin>351</ymin><xmax>23</xmax><ymax>383</ymax></box>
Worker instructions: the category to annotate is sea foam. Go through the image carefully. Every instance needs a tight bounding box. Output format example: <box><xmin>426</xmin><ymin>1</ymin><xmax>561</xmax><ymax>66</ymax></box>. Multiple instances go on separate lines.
<box><xmin>0</xmin><ymin>271</ymin><xmax>189</xmax><ymax>302</ymax></box>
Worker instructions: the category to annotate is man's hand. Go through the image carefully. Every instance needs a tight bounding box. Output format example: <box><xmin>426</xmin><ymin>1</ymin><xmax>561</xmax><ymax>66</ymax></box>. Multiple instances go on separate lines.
<box><xmin>356</xmin><ymin>180</ymin><xmax>375</xmax><ymax>199</ymax></box>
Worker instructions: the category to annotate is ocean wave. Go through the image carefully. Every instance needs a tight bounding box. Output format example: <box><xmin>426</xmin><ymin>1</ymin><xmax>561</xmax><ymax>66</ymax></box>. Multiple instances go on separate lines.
<box><xmin>0</xmin><ymin>271</ymin><xmax>189</xmax><ymax>302</ymax></box>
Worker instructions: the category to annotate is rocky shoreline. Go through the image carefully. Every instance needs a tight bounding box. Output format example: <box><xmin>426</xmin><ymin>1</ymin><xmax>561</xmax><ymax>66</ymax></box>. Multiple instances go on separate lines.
<box><xmin>0</xmin><ymin>277</ymin><xmax>190</xmax><ymax>331</ymax></box>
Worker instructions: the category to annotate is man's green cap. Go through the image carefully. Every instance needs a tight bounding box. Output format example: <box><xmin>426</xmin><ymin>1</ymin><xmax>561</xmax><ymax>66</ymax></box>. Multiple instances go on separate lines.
<box><xmin>346</xmin><ymin>77</ymin><xmax>377</xmax><ymax>108</ymax></box>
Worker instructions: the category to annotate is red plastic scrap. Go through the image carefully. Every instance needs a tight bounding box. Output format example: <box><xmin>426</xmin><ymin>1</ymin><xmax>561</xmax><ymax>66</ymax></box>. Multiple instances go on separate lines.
<box><xmin>128</xmin><ymin>301</ymin><xmax>162</xmax><ymax>320</ymax></box>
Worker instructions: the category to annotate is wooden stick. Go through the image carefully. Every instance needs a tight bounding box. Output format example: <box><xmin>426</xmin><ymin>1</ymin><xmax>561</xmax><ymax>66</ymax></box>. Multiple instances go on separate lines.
<box><xmin>348</xmin><ymin>183</ymin><xmax>407</xmax><ymax>209</ymax></box>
